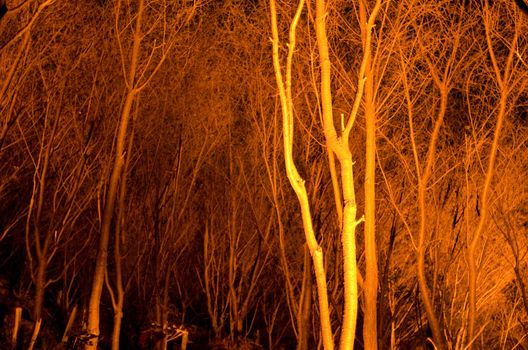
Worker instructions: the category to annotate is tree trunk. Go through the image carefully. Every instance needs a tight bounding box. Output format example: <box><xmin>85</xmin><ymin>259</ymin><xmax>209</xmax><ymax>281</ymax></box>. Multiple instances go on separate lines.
<box><xmin>270</xmin><ymin>1</ymin><xmax>335</xmax><ymax>348</ymax></box>
<box><xmin>296</xmin><ymin>246</ymin><xmax>312</xmax><ymax>350</ymax></box>
<box><xmin>85</xmin><ymin>89</ymin><xmax>137</xmax><ymax>350</ymax></box>
<box><xmin>33</xmin><ymin>256</ymin><xmax>47</xmax><ymax>323</ymax></box>
<box><xmin>111</xmin><ymin>307</ymin><xmax>123</xmax><ymax>350</ymax></box>
<box><xmin>85</xmin><ymin>2</ymin><xmax>144</xmax><ymax>346</ymax></box>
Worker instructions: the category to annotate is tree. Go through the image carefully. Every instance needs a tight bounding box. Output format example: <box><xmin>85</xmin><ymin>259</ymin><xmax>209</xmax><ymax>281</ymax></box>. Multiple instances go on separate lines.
<box><xmin>270</xmin><ymin>0</ymin><xmax>382</xmax><ymax>348</ymax></box>
<box><xmin>466</xmin><ymin>2</ymin><xmax>525</xmax><ymax>345</ymax></box>
<box><xmin>85</xmin><ymin>1</ymin><xmax>199</xmax><ymax>348</ymax></box>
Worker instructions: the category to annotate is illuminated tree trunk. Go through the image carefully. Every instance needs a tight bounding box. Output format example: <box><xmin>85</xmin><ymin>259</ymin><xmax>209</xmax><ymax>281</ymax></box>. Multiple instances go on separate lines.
<box><xmin>85</xmin><ymin>87</ymin><xmax>137</xmax><ymax>350</ymax></box>
<box><xmin>362</xmin><ymin>74</ymin><xmax>378</xmax><ymax>350</ymax></box>
<box><xmin>271</xmin><ymin>0</ymin><xmax>381</xmax><ymax>348</ymax></box>
<box><xmin>316</xmin><ymin>0</ymin><xmax>363</xmax><ymax>346</ymax></box>
<box><xmin>358</xmin><ymin>0</ymin><xmax>380</xmax><ymax>348</ymax></box>
<box><xmin>297</xmin><ymin>246</ymin><xmax>312</xmax><ymax>350</ymax></box>
<box><xmin>28</xmin><ymin>261</ymin><xmax>45</xmax><ymax>348</ymax></box>
<box><xmin>109</xmin><ymin>256</ymin><xmax>124</xmax><ymax>350</ymax></box>
<box><xmin>109</xmin><ymin>125</ymin><xmax>134</xmax><ymax>350</ymax></box>
<box><xmin>314</xmin><ymin>0</ymin><xmax>381</xmax><ymax>348</ymax></box>
<box><xmin>467</xmin><ymin>6</ymin><xmax>515</xmax><ymax>344</ymax></box>
<box><xmin>25</xmin><ymin>107</ymin><xmax>59</xmax><ymax>344</ymax></box>
<box><xmin>85</xmin><ymin>2</ymin><xmax>143</xmax><ymax>347</ymax></box>
<box><xmin>33</xmin><ymin>255</ymin><xmax>48</xmax><ymax>323</ymax></box>
<box><xmin>409</xmin><ymin>81</ymin><xmax>448</xmax><ymax>350</ymax></box>
<box><xmin>399</xmin><ymin>9</ymin><xmax>471</xmax><ymax>346</ymax></box>
<box><xmin>270</xmin><ymin>1</ymin><xmax>334</xmax><ymax>349</ymax></box>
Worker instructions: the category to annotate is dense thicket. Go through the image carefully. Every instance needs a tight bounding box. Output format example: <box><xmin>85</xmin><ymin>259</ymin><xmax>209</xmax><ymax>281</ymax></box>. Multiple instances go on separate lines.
<box><xmin>0</xmin><ymin>0</ymin><xmax>527</xmax><ymax>349</ymax></box>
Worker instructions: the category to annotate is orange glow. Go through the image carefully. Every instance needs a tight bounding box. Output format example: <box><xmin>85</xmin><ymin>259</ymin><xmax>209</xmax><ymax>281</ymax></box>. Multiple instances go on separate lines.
<box><xmin>0</xmin><ymin>1</ymin><xmax>527</xmax><ymax>349</ymax></box>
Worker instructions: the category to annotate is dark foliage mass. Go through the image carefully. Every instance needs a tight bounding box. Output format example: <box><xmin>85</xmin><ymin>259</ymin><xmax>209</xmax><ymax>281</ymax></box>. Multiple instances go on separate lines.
<box><xmin>0</xmin><ymin>0</ymin><xmax>527</xmax><ymax>349</ymax></box>
<box><xmin>0</xmin><ymin>1</ymin><xmax>6</xmax><ymax>21</ymax></box>
<box><xmin>514</xmin><ymin>0</ymin><xmax>528</xmax><ymax>14</ymax></box>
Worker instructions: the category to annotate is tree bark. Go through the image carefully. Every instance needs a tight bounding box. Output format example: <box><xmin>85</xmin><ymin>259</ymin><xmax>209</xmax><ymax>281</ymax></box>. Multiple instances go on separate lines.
<box><xmin>85</xmin><ymin>2</ymin><xmax>144</xmax><ymax>347</ymax></box>
<box><xmin>359</xmin><ymin>0</ymin><xmax>380</xmax><ymax>347</ymax></box>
